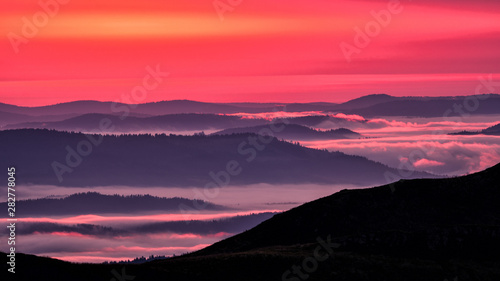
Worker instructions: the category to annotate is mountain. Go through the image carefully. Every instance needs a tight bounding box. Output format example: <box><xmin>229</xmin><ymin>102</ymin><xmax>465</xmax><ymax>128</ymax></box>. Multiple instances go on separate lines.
<box><xmin>3</xmin><ymin>163</ymin><xmax>499</xmax><ymax>281</ymax></box>
<box><xmin>3</xmin><ymin>94</ymin><xmax>498</xmax><ymax>121</ymax></box>
<box><xmin>213</xmin><ymin>124</ymin><xmax>361</xmax><ymax>140</ymax></box>
<box><xmin>0</xmin><ymin>192</ymin><xmax>227</xmax><ymax>216</ymax></box>
<box><xmin>340</xmin><ymin>94</ymin><xmax>500</xmax><ymax>117</ymax></box>
<box><xmin>0</xmin><ymin>100</ymin><xmax>126</xmax><ymax>116</ymax></box>
<box><xmin>0</xmin><ymin>111</ymin><xmax>34</xmax><ymax>127</ymax></box>
<box><xmin>449</xmin><ymin>122</ymin><xmax>500</xmax><ymax>136</ymax></box>
<box><xmin>0</xmin><ymin>129</ymin><xmax>433</xmax><ymax>187</ymax></box>
<box><xmin>483</xmin><ymin>123</ymin><xmax>500</xmax><ymax>134</ymax></box>
<box><xmin>159</xmin><ymin>162</ymin><xmax>500</xmax><ymax>281</ymax></box>
<box><xmin>226</xmin><ymin>102</ymin><xmax>338</xmax><ymax>111</ymax></box>
<box><xmin>3</xmin><ymin>113</ymin><xmax>269</xmax><ymax>133</ymax></box>
<box><xmin>4</xmin><ymin>113</ymin><xmax>368</xmax><ymax>133</ymax></box>
<box><xmin>332</xmin><ymin>94</ymin><xmax>397</xmax><ymax>110</ymax></box>
<box><xmin>286</xmin><ymin>115</ymin><xmax>366</xmax><ymax>127</ymax></box>
<box><xmin>0</xmin><ymin>100</ymin><xmax>333</xmax><ymax>118</ymax></box>
<box><xmin>193</xmin><ymin>162</ymin><xmax>500</xmax><ymax>256</ymax></box>
<box><xmin>0</xmin><ymin>111</ymin><xmax>80</xmax><ymax>127</ymax></box>
<box><xmin>132</xmin><ymin>100</ymin><xmax>279</xmax><ymax>115</ymax></box>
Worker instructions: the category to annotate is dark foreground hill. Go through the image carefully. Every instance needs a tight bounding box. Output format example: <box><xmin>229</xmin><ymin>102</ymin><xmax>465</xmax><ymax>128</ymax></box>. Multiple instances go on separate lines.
<box><xmin>2</xmin><ymin>163</ymin><xmax>500</xmax><ymax>281</ymax></box>
<box><xmin>194</xmin><ymin>162</ymin><xmax>500</xmax><ymax>256</ymax></box>
<box><xmin>0</xmin><ymin>129</ymin><xmax>432</xmax><ymax>187</ymax></box>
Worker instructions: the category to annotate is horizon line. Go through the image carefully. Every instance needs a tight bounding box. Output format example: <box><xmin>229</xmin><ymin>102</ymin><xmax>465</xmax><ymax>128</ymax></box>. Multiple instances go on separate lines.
<box><xmin>3</xmin><ymin>93</ymin><xmax>498</xmax><ymax>108</ymax></box>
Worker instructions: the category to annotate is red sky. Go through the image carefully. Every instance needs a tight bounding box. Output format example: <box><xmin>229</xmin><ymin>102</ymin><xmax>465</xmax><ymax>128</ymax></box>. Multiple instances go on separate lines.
<box><xmin>1</xmin><ymin>0</ymin><xmax>500</xmax><ymax>106</ymax></box>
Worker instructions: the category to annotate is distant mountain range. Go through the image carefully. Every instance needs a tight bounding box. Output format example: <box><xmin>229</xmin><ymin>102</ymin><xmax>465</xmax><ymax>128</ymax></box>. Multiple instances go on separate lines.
<box><xmin>4</xmin><ymin>163</ymin><xmax>499</xmax><ymax>280</ymax></box>
<box><xmin>449</xmin><ymin>122</ymin><xmax>500</xmax><ymax>136</ymax></box>
<box><xmin>0</xmin><ymin>129</ymin><xmax>434</xmax><ymax>187</ymax></box>
<box><xmin>0</xmin><ymin>110</ymin><xmax>79</xmax><ymax>127</ymax></box>
<box><xmin>213</xmin><ymin>124</ymin><xmax>361</xmax><ymax>141</ymax></box>
<box><xmin>3</xmin><ymin>112</ymin><xmax>368</xmax><ymax>134</ymax></box>
<box><xmin>0</xmin><ymin>100</ymin><xmax>331</xmax><ymax>121</ymax></box>
<box><xmin>0</xmin><ymin>192</ymin><xmax>227</xmax><ymax>216</ymax></box>
<box><xmin>2</xmin><ymin>94</ymin><xmax>499</xmax><ymax>128</ymax></box>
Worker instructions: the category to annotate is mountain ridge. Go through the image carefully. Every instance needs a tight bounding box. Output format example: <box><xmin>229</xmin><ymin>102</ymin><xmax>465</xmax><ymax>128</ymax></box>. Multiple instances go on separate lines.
<box><xmin>190</xmin><ymin>162</ymin><xmax>500</xmax><ymax>257</ymax></box>
<box><xmin>0</xmin><ymin>129</ymin><xmax>434</xmax><ymax>187</ymax></box>
<box><xmin>2</xmin><ymin>94</ymin><xmax>499</xmax><ymax>119</ymax></box>
<box><xmin>0</xmin><ymin>192</ymin><xmax>227</xmax><ymax>216</ymax></box>
<box><xmin>212</xmin><ymin>123</ymin><xmax>361</xmax><ymax>141</ymax></box>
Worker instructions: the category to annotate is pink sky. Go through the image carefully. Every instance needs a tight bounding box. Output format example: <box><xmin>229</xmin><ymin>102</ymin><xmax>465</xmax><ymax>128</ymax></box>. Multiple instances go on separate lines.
<box><xmin>1</xmin><ymin>0</ymin><xmax>499</xmax><ymax>105</ymax></box>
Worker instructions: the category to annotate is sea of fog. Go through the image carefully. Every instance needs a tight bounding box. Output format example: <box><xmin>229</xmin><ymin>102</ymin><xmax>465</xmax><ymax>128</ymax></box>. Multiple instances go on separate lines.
<box><xmin>0</xmin><ymin>184</ymin><xmax>367</xmax><ymax>263</ymax></box>
<box><xmin>2</xmin><ymin>183</ymin><xmax>365</xmax><ymax>210</ymax></box>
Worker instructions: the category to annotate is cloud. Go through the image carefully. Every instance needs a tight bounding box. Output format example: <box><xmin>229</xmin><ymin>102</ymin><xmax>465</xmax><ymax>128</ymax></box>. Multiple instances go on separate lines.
<box><xmin>303</xmin><ymin>135</ymin><xmax>500</xmax><ymax>176</ymax></box>
<box><xmin>331</xmin><ymin>113</ymin><xmax>366</xmax><ymax>122</ymax></box>
<box><xmin>412</xmin><ymin>159</ymin><xmax>446</xmax><ymax>168</ymax></box>
<box><xmin>17</xmin><ymin>210</ymin><xmax>280</xmax><ymax>225</ymax></box>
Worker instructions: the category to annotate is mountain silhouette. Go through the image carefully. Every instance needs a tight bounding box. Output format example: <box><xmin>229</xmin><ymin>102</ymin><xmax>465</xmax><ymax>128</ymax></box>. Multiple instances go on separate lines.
<box><xmin>0</xmin><ymin>100</ymin><xmax>330</xmax><ymax>117</ymax></box>
<box><xmin>4</xmin><ymin>113</ymin><xmax>269</xmax><ymax>132</ymax></box>
<box><xmin>193</xmin><ymin>162</ymin><xmax>500</xmax><ymax>256</ymax></box>
<box><xmin>483</xmin><ymin>123</ymin><xmax>500</xmax><ymax>134</ymax></box>
<box><xmin>0</xmin><ymin>110</ymin><xmax>80</xmax><ymax>127</ymax></box>
<box><xmin>213</xmin><ymin>124</ymin><xmax>361</xmax><ymax>140</ymax></box>
<box><xmin>0</xmin><ymin>192</ymin><xmax>227</xmax><ymax>216</ymax></box>
<box><xmin>0</xmin><ymin>129</ymin><xmax>434</xmax><ymax>187</ymax></box>
<box><xmin>449</xmin><ymin>122</ymin><xmax>500</xmax><ymax>136</ymax></box>
<box><xmin>2</xmin><ymin>95</ymin><xmax>499</xmax><ymax>126</ymax></box>
<box><xmin>332</xmin><ymin>93</ymin><xmax>397</xmax><ymax>110</ymax></box>
<box><xmin>286</xmin><ymin>115</ymin><xmax>366</xmax><ymax>127</ymax></box>
<box><xmin>339</xmin><ymin>94</ymin><xmax>500</xmax><ymax>117</ymax></box>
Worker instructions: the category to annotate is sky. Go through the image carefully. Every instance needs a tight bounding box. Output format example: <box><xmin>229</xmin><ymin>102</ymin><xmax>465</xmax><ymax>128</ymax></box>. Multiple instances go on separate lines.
<box><xmin>1</xmin><ymin>0</ymin><xmax>500</xmax><ymax>106</ymax></box>
<box><xmin>1</xmin><ymin>0</ymin><xmax>500</xmax><ymax>264</ymax></box>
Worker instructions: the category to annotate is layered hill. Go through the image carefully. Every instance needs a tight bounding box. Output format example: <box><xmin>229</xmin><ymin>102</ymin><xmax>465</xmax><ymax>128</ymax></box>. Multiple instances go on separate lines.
<box><xmin>3</xmin><ymin>113</ymin><xmax>269</xmax><ymax>133</ymax></box>
<box><xmin>0</xmin><ymin>192</ymin><xmax>226</xmax><ymax>216</ymax></box>
<box><xmin>213</xmin><ymin>124</ymin><xmax>361</xmax><ymax>140</ymax></box>
<box><xmin>339</xmin><ymin>94</ymin><xmax>500</xmax><ymax>117</ymax></box>
<box><xmin>2</xmin><ymin>94</ymin><xmax>499</xmax><ymax>129</ymax></box>
<box><xmin>0</xmin><ymin>100</ymin><xmax>332</xmax><ymax>117</ymax></box>
<box><xmin>0</xmin><ymin>129</ymin><xmax>433</xmax><ymax>187</ymax></box>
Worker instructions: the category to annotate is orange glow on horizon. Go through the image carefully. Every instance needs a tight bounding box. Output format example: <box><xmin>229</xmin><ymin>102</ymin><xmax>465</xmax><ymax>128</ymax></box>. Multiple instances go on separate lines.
<box><xmin>1</xmin><ymin>0</ymin><xmax>499</xmax><ymax>105</ymax></box>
